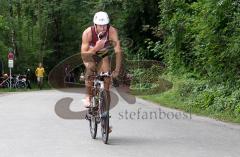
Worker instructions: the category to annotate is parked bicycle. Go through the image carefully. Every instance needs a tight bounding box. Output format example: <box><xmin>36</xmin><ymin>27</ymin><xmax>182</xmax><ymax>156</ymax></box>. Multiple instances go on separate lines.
<box><xmin>0</xmin><ymin>74</ymin><xmax>27</xmax><ymax>89</ymax></box>
<box><xmin>15</xmin><ymin>74</ymin><xmax>27</xmax><ymax>88</ymax></box>
<box><xmin>85</xmin><ymin>72</ymin><xmax>111</xmax><ymax>144</ymax></box>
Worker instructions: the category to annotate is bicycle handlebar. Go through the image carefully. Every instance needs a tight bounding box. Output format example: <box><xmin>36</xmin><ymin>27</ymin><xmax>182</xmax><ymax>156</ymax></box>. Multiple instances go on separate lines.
<box><xmin>87</xmin><ymin>72</ymin><xmax>112</xmax><ymax>80</ymax></box>
<box><xmin>98</xmin><ymin>72</ymin><xmax>111</xmax><ymax>77</ymax></box>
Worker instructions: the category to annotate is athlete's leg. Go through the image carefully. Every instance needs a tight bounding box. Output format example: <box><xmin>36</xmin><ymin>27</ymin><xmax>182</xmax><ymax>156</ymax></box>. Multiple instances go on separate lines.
<box><xmin>84</xmin><ymin>62</ymin><xmax>97</xmax><ymax>107</ymax></box>
<box><xmin>98</xmin><ymin>57</ymin><xmax>111</xmax><ymax>108</ymax></box>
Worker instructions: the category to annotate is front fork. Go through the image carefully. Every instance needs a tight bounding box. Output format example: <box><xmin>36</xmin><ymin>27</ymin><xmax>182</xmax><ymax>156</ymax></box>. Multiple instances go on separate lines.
<box><xmin>86</xmin><ymin>80</ymin><xmax>105</xmax><ymax>120</ymax></box>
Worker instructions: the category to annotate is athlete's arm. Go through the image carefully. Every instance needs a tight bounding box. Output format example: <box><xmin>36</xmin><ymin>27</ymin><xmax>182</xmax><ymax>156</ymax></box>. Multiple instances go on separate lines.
<box><xmin>110</xmin><ymin>27</ymin><xmax>122</xmax><ymax>76</ymax></box>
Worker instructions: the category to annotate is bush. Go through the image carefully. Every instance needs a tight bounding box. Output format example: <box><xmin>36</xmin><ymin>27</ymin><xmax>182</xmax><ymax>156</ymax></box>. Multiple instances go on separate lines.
<box><xmin>234</xmin><ymin>104</ymin><xmax>240</xmax><ymax>115</ymax></box>
<box><xmin>130</xmin><ymin>64</ymin><xmax>170</xmax><ymax>95</ymax></box>
<box><xmin>130</xmin><ymin>64</ymin><xmax>164</xmax><ymax>86</ymax></box>
<box><xmin>182</xmin><ymin>81</ymin><xmax>240</xmax><ymax>115</ymax></box>
<box><xmin>177</xmin><ymin>80</ymin><xmax>195</xmax><ymax>97</ymax></box>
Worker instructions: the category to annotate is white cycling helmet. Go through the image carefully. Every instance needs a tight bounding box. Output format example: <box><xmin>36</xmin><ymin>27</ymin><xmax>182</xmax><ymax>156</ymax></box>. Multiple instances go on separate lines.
<box><xmin>93</xmin><ymin>11</ymin><xmax>110</xmax><ymax>25</ymax></box>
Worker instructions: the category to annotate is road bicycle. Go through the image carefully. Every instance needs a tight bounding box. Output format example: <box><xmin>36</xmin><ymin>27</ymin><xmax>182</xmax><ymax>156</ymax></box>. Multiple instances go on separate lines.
<box><xmin>85</xmin><ymin>71</ymin><xmax>111</xmax><ymax>144</ymax></box>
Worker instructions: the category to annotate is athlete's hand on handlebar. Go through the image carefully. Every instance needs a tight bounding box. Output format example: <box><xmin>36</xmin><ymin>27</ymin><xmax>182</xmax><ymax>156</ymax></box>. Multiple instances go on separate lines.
<box><xmin>112</xmin><ymin>70</ymin><xmax>120</xmax><ymax>78</ymax></box>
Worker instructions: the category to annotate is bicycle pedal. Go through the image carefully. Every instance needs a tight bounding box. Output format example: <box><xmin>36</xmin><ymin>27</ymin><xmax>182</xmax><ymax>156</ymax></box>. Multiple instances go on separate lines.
<box><xmin>85</xmin><ymin>114</ymin><xmax>91</xmax><ymax>120</ymax></box>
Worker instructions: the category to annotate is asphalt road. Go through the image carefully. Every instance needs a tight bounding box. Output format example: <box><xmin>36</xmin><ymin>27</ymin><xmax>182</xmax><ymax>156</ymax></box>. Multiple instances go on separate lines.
<box><xmin>0</xmin><ymin>89</ymin><xmax>240</xmax><ymax>157</ymax></box>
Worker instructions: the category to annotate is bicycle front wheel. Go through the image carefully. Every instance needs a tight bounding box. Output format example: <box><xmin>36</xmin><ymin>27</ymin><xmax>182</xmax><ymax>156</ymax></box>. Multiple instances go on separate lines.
<box><xmin>88</xmin><ymin>97</ymin><xmax>98</xmax><ymax>139</ymax></box>
<box><xmin>99</xmin><ymin>90</ymin><xmax>110</xmax><ymax>144</ymax></box>
<box><xmin>89</xmin><ymin>116</ymin><xmax>98</xmax><ymax>139</ymax></box>
<box><xmin>2</xmin><ymin>80</ymin><xmax>9</xmax><ymax>88</ymax></box>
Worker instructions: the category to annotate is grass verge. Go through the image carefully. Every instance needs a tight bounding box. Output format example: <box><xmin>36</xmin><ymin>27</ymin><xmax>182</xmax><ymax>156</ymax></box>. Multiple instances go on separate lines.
<box><xmin>140</xmin><ymin>74</ymin><xmax>240</xmax><ymax>124</ymax></box>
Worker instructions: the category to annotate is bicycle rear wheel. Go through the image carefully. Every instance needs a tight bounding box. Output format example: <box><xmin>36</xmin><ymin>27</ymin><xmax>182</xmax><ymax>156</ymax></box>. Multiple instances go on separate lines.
<box><xmin>99</xmin><ymin>90</ymin><xmax>110</xmax><ymax>144</ymax></box>
<box><xmin>16</xmin><ymin>81</ymin><xmax>26</xmax><ymax>89</ymax></box>
<box><xmin>88</xmin><ymin>97</ymin><xmax>98</xmax><ymax>139</ymax></box>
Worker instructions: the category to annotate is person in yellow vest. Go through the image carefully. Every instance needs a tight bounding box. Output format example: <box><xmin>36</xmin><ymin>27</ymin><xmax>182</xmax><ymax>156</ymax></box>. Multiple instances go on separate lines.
<box><xmin>35</xmin><ymin>63</ymin><xmax>45</xmax><ymax>89</ymax></box>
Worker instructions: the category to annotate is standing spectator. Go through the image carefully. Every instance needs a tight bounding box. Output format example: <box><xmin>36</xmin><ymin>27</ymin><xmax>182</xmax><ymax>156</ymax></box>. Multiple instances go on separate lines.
<box><xmin>64</xmin><ymin>64</ymin><xmax>71</xmax><ymax>82</ymax></box>
<box><xmin>35</xmin><ymin>63</ymin><xmax>45</xmax><ymax>89</ymax></box>
<box><xmin>70</xmin><ymin>72</ymin><xmax>75</xmax><ymax>83</ymax></box>
<box><xmin>26</xmin><ymin>68</ymin><xmax>31</xmax><ymax>89</ymax></box>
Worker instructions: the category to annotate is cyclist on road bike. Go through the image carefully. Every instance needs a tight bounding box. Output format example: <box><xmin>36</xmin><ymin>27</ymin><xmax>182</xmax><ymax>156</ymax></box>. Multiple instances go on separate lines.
<box><xmin>81</xmin><ymin>11</ymin><xmax>122</xmax><ymax>108</ymax></box>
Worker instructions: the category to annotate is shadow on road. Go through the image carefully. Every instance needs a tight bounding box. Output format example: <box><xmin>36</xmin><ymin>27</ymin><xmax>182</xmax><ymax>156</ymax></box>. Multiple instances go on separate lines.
<box><xmin>108</xmin><ymin>136</ymin><xmax>159</xmax><ymax>146</ymax></box>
